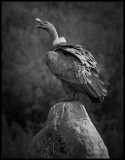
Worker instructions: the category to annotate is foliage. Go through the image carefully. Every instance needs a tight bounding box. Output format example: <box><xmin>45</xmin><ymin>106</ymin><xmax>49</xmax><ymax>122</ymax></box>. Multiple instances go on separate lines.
<box><xmin>2</xmin><ymin>113</ymin><xmax>33</xmax><ymax>158</ymax></box>
<box><xmin>2</xmin><ymin>2</ymin><xmax>123</xmax><ymax>158</ymax></box>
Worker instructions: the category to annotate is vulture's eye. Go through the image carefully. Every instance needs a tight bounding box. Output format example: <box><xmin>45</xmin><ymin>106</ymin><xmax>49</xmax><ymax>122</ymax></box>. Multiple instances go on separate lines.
<box><xmin>43</xmin><ymin>21</ymin><xmax>48</xmax><ymax>25</ymax></box>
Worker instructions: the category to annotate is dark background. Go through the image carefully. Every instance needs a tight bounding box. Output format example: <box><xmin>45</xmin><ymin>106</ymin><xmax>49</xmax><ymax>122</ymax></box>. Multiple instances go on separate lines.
<box><xmin>2</xmin><ymin>2</ymin><xmax>123</xmax><ymax>158</ymax></box>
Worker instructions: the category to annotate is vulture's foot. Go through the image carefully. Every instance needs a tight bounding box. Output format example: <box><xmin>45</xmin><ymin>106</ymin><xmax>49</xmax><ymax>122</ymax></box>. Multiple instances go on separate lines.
<box><xmin>50</xmin><ymin>97</ymin><xmax>77</xmax><ymax>106</ymax></box>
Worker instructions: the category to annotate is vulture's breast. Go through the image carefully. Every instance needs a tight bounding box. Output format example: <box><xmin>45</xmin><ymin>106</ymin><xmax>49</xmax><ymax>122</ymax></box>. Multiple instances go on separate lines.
<box><xmin>46</xmin><ymin>51</ymin><xmax>58</xmax><ymax>63</ymax></box>
<box><xmin>46</xmin><ymin>51</ymin><xmax>73</xmax><ymax>74</ymax></box>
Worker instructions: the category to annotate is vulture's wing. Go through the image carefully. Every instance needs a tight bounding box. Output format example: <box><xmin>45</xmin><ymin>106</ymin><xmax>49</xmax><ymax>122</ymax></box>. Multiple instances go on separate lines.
<box><xmin>47</xmin><ymin>45</ymin><xmax>109</xmax><ymax>102</ymax></box>
<box><xmin>55</xmin><ymin>44</ymin><xmax>99</xmax><ymax>73</ymax></box>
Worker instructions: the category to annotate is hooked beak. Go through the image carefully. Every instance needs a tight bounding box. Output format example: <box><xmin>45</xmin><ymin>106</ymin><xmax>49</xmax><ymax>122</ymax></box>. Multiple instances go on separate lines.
<box><xmin>34</xmin><ymin>18</ymin><xmax>44</xmax><ymax>28</ymax></box>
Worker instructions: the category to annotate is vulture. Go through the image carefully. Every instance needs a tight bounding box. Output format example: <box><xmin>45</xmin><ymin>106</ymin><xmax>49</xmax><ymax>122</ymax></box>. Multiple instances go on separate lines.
<box><xmin>35</xmin><ymin>18</ymin><xmax>110</xmax><ymax>103</ymax></box>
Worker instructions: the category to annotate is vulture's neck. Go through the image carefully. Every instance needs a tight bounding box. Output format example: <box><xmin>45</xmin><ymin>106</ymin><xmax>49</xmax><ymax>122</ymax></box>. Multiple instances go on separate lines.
<box><xmin>48</xmin><ymin>25</ymin><xmax>67</xmax><ymax>47</ymax></box>
<box><xmin>52</xmin><ymin>37</ymin><xmax>67</xmax><ymax>47</ymax></box>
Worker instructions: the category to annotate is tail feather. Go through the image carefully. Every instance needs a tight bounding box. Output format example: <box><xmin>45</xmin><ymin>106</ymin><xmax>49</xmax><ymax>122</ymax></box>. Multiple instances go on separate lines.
<box><xmin>84</xmin><ymin>71</ymin><xmax>110</xmax><ymax>103</ymax></box>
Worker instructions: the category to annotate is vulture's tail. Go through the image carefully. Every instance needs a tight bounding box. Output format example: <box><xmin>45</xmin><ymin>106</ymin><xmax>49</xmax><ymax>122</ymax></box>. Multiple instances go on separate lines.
<box><xmin>85</xmin><ymin>70</ymin><xmax>110</xmax><ymax>103</ymax></box>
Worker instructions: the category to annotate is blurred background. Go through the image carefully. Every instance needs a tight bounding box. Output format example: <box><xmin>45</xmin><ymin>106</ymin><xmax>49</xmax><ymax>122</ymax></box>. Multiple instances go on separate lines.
<box><xmin>2</xmin><ymin>2</ymin><xmax>123</xmax><ymax>158</ymax></box>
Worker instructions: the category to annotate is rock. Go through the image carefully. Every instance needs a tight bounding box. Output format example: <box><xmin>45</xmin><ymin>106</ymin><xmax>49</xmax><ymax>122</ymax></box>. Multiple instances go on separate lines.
<box><xmin>28</xmin><ymin>101</ymin><xmax>109</xmax><ymax>158</ymax></box>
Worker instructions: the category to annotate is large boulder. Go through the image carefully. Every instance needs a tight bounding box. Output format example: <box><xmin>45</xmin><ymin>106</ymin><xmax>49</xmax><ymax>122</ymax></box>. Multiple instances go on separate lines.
<box><xmin>28</xmin><ymin>101</ymin><xmax>109</xmax><ymax>158</ymax></box>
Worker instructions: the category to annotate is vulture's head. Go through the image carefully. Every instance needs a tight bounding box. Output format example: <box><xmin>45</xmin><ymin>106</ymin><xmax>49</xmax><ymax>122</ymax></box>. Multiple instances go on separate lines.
<box><xmin>35</xmin><ymin>18</ymin><xmax>54</xmax><ymax>32</ymax></box>
<box><xmin>34</xmin><ymin>18</ymin><xmax>67</xmax><ymax>46</ymax></box>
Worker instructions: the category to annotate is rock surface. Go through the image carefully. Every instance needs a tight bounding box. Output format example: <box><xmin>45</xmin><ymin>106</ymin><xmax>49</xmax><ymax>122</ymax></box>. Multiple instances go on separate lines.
<box><xmin>28</xmin><ymin>101</ymin><xmax>109</xmax><ymax>158</ymax></box>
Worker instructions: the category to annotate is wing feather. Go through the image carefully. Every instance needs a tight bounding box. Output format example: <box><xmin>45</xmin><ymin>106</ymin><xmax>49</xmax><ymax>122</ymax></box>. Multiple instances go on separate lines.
<box><xmin>55</xmin><ymin>44</ymin><xmax>99</xmax><ymax>72</ymax></box>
